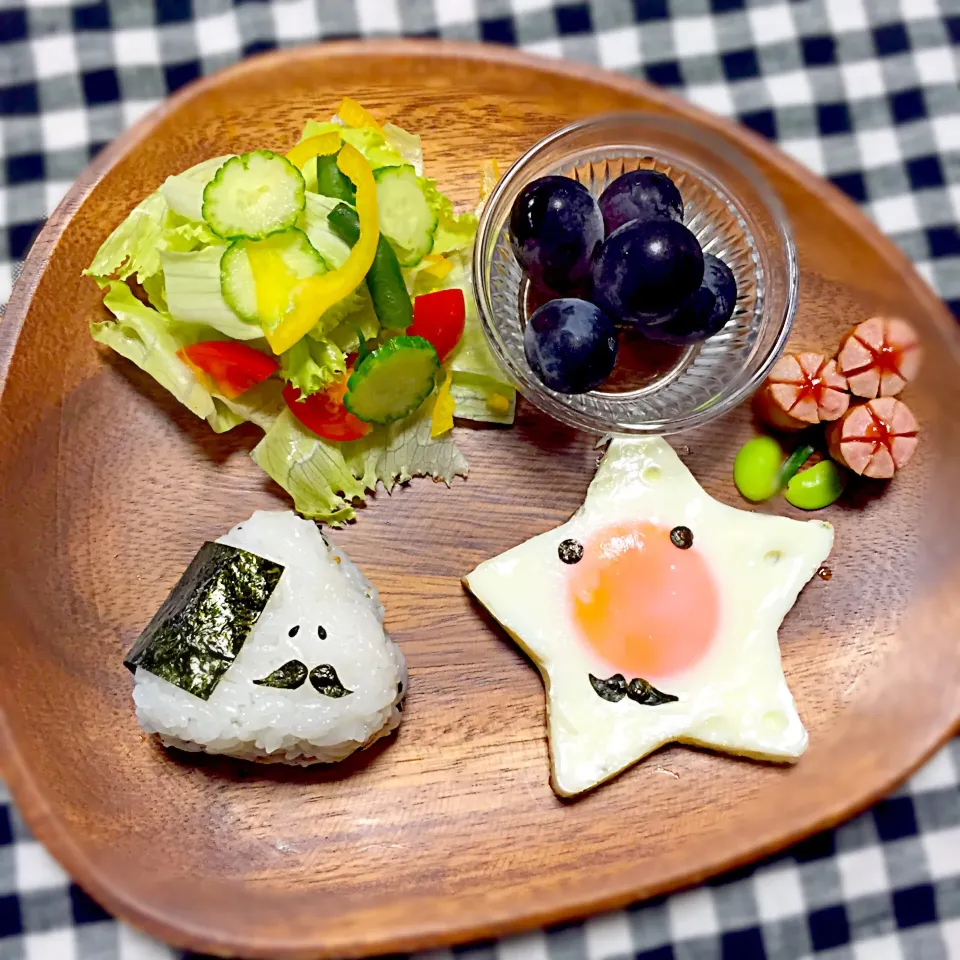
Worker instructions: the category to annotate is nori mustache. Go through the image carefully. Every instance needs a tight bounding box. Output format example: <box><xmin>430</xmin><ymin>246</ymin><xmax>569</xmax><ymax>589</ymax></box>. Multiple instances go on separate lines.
<box><xmin>252</xmin><ymin>661</ymin><xmax>353</xmax><ymax>698</ymax></box>
<box><xmin>588</xmin><ymin>673</ymin><xmax>678</xmax><ymax>706</ymax></box>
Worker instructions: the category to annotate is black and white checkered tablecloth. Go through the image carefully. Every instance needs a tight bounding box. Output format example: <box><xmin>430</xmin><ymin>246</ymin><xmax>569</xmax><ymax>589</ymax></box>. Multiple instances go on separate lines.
<box><xmin>1</xmin><ymin>1</ymin><xmax>959</xmax><ymax>958</ymax></box>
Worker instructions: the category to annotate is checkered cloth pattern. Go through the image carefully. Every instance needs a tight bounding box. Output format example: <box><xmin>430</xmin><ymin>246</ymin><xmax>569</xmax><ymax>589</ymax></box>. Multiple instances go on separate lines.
<box><xmin>1</xmin><ymin>0</ymin><xmax>958</xmax><ymax>957</ymax></box>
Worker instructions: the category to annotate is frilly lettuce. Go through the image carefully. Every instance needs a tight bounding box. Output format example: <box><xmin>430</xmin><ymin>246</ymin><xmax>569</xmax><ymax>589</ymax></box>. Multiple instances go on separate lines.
<box><xmin>298</xmin><ymin>120</ymin><xmax>406</xmax><ymax>186</ymax></box>
<box><xmin>418</xmin><ymin>177</ymin><xmax>478</xmax><ymax>256</ymax></box>
<box><xmin>85</xmin><ymin>191</ymin><xmax>169</xmax><ymax>285</ymax></box>
<box><xmin>382</xmin><ymin>122</ymin><xmax>423</xmax><ymax>175</ymax></box>
<box><xmin>251</xmin><ymin>395</ymin><xmax>468</xmax><ymax>524</ymax></box>
<box><xmin>279</xmin><ymin>337</ymin><xmax>345</xmax><ymax>396</ymax></box>
<box><xmin>85</xmin><ymin>188</ymin><xmax>218</xmax><ymax>292</ymax></box>
<box><xmin>91</xmin><ymin>280</ymin><xmax>244</xmax><ymax>432</ymax></box>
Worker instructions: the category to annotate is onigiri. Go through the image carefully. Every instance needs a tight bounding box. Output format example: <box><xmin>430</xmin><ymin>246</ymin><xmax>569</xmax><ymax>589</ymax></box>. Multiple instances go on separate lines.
<box><xmin>129</xmin><ymin>510</ymin><xmax>406</xmax><ymax>764</ymax></box>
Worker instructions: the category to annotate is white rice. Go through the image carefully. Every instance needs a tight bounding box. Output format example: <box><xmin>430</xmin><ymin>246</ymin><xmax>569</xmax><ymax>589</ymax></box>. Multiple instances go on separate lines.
<box><xmin>132</xmin><ymin>510</ymin><xmax>406</xmax><ymax>764</ymax></box>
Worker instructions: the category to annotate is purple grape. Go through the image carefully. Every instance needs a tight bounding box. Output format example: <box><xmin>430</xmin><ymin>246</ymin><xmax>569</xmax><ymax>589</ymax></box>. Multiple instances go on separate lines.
<box><xmin>592</xmin><ymin>218</ymin><xmax>704</xmax><ymax>324</ymax></box>
<box><xmin>524</xmin><ymin>298</ymin><xmax>618</xmax><ymax>394</ymax></box>
<box><xmin>598</xmin><ymin>170</ymin><xmax>684</xmax><ymax>235</ymax></box>
<box><xmin>509</xmin><ymin>176</ymin><xmax>604</xmax><ymax>295</ymax></box>
<box><xmin>643</xmin><ymin>255</ymin><xmax>738</xmax><ymax>345</ymax></box>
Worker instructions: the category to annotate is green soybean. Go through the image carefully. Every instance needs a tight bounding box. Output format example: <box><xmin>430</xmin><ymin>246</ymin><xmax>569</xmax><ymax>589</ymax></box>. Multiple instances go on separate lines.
<box><xmin>784</xmin><ymin>460</ymin><xmax>846</xmax><ymax>510</ymax></box>
<box><xmin>734</xmin><ymin>436</ymin><xmax>784</xmax><ymax>502</ymax></box>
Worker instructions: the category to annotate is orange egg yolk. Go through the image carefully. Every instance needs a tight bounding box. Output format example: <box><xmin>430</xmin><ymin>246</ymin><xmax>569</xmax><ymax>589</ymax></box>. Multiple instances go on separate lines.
<box><xmin>568</xmin><ymin>522</ymin><xmax>720</xmax><ymax>680</ymax></box>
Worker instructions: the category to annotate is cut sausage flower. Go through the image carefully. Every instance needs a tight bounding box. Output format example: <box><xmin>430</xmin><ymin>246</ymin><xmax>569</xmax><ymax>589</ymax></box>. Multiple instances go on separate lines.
<box><xmin>826</xmin><ymin>397</ymin><xmax>919</xmax><ymax>479</ymax></box>
<box><xmin>754</xmin><ymin>352</ymin><xmax>850</xmax><ymax>431</ymax></box>
<box><xmin>836</xmin><ymin>316</ymin><xmax>921</xmax><ymax>399</ymax></box>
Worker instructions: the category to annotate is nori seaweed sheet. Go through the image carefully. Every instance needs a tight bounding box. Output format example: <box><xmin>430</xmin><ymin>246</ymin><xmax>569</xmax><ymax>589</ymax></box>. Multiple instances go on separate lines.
<box><xmin>124</xmin><ymin>542</ymin><xmax>284</xmax><ymax>700</ymax></box>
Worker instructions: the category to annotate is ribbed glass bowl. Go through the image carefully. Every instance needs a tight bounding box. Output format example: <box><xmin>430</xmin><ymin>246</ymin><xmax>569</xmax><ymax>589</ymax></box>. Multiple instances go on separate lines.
<box><xmin>472</xmin><ymin>113</ymin><xmax>799</xmax><ymax>435</ymax></box>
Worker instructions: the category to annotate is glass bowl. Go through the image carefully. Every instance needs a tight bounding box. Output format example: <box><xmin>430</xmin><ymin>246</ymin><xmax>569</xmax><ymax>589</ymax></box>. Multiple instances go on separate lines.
<box><xmin>472</xmin><ymin>113</ymin><xmax>799</xmax><ymax>436</ymax></box>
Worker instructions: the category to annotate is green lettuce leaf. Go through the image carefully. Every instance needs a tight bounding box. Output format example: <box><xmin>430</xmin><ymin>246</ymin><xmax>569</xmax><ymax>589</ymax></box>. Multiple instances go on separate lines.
<box><xmin>217</xmin><ymin>379</ymin><xmax>286</xmax><ymax>433</ymax></box>
<box><xmin>279</xmin><ymin>337</ymin><xmax>346</xmax><ymax>397</ymax></box>
<box><xmin>91</xmin><ymin>280</ymin><xmax>246</xmax><ymax>433</ymax></box>
<box><xmin>85</xmin><ymin>190</ymin><xmax>169</xmax><ymax>284</ymax></box>
<box><xmin>163</xmin><ymin>215</ymin><xmax>219</xmax><ymax>251</ymax></box>
<box><xmin>418</xmin><ymin>177</ymin><xmax>478</xmax><ymax>256</ymax></box>
<box><xmin>161</xmin><ymin>155</ymin><xmax>234</xmax><ymax>221</ymax></box>
<box><xmin>251</xmin><ymin>396</ymin><xmax>468</xmax><ymax>524</ymax></box>
<box><xmin>299</xmin><ymin>120</ymin><xmax>406</xmax><ymax>175</ymax></box>
<box><xmin>141</xmin><ymin>272</ymin><xmax>167</xmax><ymax>313</ymax></box>
<box><xmin>411</xmin><ymin>255</ymin><xmax>517</xmax><ymax>424</ymax></box>
<box><xmin>301</xmin><ymin>192</ymin><xmax>353</xmax><ymax>266</ymax></box>
<box><xmin>160</xmin><ymin>245</ymin><xmax>262</xmax><ymax>341</ymax></box>
<box><xmin>449</xmin><ymin>377</ymin><xmax>516</xmax><ymax>425</ymax></box>
<box><xmin>382</xmin><ymin>122</ymin><xmax>423</xmax><ymax>175</ymax></box>
<box><xmin>85</xmin><ymin>185</ymin><xmax>221</xmax><ymax>295</ymax></box>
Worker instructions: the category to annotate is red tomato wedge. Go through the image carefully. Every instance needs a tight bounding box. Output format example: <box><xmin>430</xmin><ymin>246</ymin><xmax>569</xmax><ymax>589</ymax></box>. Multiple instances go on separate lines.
<box><xmin>407</xmin><ymin>288</ymin><xmax>466</xmax><ymax>362</ymax></box>
<box><xmin>282</xmin><ymin>379</ymin><xmax>372</xmax><ymax>442</ymax></box>
<box><xmin>178</xmin><ymin>341</ymin><xmax>278</xmax><ymax>399</ymax></box>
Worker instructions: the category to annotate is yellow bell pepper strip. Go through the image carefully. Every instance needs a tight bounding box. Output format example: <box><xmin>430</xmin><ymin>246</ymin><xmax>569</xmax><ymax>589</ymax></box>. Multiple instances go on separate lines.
<box><xmin>247</xmin><ymin>245</ymin><xmax>298</xmax><ymax>324</ymax></box>
<box><xmin>430</xmin><ymin>370</ymin><xmax>456</xmax><ymax>438</ymax></box>
<box><xmin>284</xmin><ymin>131</ymin><xmax>342</xmax><ymax>170</ymax></box>
<box><xmin>265</xmin><ymin>144</ymin><xmax>380</xmax><ymax>355</ymax></box>
<box><xmin>338</xmin><ymin>96</ymin><xmax>381</xmax><ymax>131</ymax></box>
<box><xmin>421</xmin><ymin>253</ymin><xmax>454</xmax><ymax>280</ymax></box>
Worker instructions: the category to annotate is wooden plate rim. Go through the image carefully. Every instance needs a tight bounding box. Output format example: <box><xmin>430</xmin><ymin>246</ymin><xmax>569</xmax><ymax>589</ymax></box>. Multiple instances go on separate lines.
<box><xmin>1</xmin><ymin>39</ymin><xmax>958</xmax><ymax>959</ymax></box>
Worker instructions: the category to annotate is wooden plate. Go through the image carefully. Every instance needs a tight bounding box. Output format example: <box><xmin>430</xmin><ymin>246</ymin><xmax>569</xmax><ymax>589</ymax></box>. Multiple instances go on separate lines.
<box><xmin>1</xmin><ymin>40</ymin><xmax>959</xmax><ymax>960</ymax></box>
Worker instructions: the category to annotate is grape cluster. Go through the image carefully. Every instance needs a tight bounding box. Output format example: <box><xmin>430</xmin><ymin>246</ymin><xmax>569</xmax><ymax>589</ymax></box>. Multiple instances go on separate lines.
<box><xmin>509</xmin><ymin>169</ymin><xmax>738</xmax><ymax>394</ymax></box>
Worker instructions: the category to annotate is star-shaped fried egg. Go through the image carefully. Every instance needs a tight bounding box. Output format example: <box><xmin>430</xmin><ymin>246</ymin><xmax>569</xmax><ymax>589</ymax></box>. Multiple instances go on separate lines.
<box><xmin>464</xmin><ymin>438</ymin><xmax>833</xmax><ymax>797</ymax></box>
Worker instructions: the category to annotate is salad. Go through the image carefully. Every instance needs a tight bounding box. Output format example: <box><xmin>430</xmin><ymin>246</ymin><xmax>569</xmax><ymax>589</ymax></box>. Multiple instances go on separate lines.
<box><xmin>84</xmin><ymin>97</ymin><xmax>516</xmax><ymax>523</ymax></box>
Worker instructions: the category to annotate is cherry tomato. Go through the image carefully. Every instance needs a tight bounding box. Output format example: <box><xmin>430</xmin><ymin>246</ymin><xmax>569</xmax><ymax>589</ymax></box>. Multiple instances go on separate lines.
<box><xmin>407</xmin><ymin>288</ymin><xmax>466</xmax><ymax>362</ymax></box>
<box><xmin>282</xmin><ymin>379</ymin><xmax>371</xmax><ymax>442</ymax></box>
<box><xmin>178</xmin><ymin>341</ymin><xmax>278</xmax><ymax>399</ymax></box>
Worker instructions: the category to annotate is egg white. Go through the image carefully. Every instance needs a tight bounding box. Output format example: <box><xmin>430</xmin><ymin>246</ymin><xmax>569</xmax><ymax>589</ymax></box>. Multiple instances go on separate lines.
<box><xmin>464</xmin><ymin>438</ymin><xmax>833</xmax><ymax>797</ymax></box>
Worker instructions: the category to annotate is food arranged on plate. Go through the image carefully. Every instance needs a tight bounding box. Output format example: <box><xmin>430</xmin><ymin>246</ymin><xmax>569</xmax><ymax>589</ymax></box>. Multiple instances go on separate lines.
<box><xmin>85</xmin><ymin>97</ymin><xmax>516</xmax><ymax>524</ymax></box>
<box><xmin>738</xmin><ymin>316</ymin><xmax>922</xmax><ymax>506</ymax></box>
<box><xmin>127</xmin><ymin>510</ymin><xmax>406</xmax><ymax>764</ymax></box>
<box><xmin>86</xmin><ymin>99</ymin><xmax>925</xmax><ymax>791</ymax></box>
<box><xmin>464</xmin><ymin>438</ymin><xmax>833</xmax><ymax>797</ymax></box>
<box><xmin>508</xmin><ymin>169</ymin><xmax>738</xmax><ymax>394</ymax></box>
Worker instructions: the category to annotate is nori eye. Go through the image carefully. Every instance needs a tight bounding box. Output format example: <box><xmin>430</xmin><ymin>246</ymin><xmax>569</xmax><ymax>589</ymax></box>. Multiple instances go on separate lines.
<box><xmin>589</xmin><ymin>673</ymin><xmax>627</xmax><ymax>702</ymax></box>
<box><xmin>254</xmin><ymin>660</ymin><xmax>308</xmax><ymax>690</ymax></box>
<box><xmin>558</xmin><ymin>539</ymin><xmax>584</xmax><ymax>564</ymax></box>
<box><xmin>317</xmin><ymin>625</ymin><xmax>327</xmax><ymax>640</ymax></box>
<box><xmin>309</xmin><ymin>664</ymin><xmax>352</xmax><ymax>698</ymax></box>
<box><xmin>670</xmin><ymin>526</ymin><xmax>693</xmax><ymax>549</ymax></box>
<box><xmin>124</xmin><ymin>542</ymin><xmax>283</xmax><ymax>701</ymax></box>
<box><xmin>626</xmin><ymin>677</ymin><xmax>679</xmax><ymax>706</ymax></box>
<box><xmin>288</xmin><ymin>625</ymin><xmax>300</xmax><ymax>637</ymax></box>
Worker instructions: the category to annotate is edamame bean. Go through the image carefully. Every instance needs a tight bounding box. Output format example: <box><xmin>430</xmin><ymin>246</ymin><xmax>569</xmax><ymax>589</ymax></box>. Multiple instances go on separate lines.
<box><xmin>733</xmin><ymin>436</ymin><xmax>783</xmax><ymax>502</ymax></box>
<box><xmin>784</xmin><ymin>460</ymin><xmax>846</xmax><ymax>510</ymax></box>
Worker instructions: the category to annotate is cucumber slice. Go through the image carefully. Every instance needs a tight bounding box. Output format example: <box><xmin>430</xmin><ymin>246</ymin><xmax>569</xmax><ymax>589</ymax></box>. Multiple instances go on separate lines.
<box><xmin>221</xmin><ymin>228</ymin><xmax>325</xmax><ymax>325</ymax></box>
<box><xmin>375</xmin><ymin>165</ymin><xmax>437</xmax><ymax>267</ymax></box>
<box><xmin>344</xmin><ymin>336</ymin><xmax>439</xmax><ymax>425</ymax></box>
<box><xmin>202</xmin><ymin>150</ymin><xmax>305</xmax><ymax>240</ymax></box>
